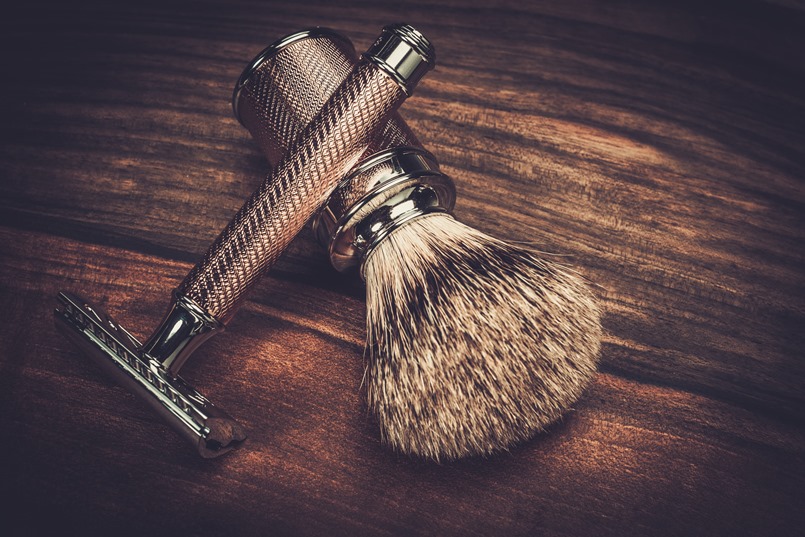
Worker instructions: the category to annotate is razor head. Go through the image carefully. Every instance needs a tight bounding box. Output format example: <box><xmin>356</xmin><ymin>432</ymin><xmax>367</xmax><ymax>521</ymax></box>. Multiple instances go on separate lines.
<box><xmin>54</xmin><ymin>292</ymin><xmax>246</xmax><ymax>458</ymax></box>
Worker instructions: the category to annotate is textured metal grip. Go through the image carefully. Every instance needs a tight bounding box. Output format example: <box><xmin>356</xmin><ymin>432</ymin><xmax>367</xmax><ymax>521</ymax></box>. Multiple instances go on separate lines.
<box><xmin>235</xmin><ymin>31</ymin><xmax>358</xmax><ymax>167</ymax></box>
<box><xmin>178</xmin><ymin>60</ymin><xmax>407</xmax><ymax>322</ymax></box>
<box><xmin>235</xmin><ymin>29</ymin><xmax>422</xmax><ymax>173</ymax></box>
<box><xmin>233</xmin><ymin>28</ymin><xmax>448</xmax><ymax>273</ymax></box>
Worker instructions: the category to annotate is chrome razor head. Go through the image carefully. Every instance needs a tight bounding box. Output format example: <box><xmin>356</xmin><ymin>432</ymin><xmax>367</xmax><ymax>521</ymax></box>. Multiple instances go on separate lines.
<box><xmin>54</xmin><ymin>292</ymin><xmax>246</xmax><ymax>458</ymax></box>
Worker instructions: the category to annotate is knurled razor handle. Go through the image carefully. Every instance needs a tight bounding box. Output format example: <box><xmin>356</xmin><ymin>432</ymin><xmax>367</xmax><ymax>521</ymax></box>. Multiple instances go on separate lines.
<box><xmin>177</xmin><ymin>24</ymin><xmax>435</xmax><ymax>323</ymax></box>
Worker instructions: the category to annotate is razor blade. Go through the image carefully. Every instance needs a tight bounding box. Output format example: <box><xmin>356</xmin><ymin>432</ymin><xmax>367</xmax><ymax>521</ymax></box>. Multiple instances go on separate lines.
<box><xmin>55</xmin><ymin>291</ymin><xmax>246</xmax><ymax>458</ymax></box>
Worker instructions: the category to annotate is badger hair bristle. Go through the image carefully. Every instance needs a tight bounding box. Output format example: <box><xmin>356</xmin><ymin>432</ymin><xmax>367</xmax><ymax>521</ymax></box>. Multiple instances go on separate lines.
<box><xmin>363</xmin><ymin>212</ymin><xmax>601</xmax><ymax>461</ymax></box>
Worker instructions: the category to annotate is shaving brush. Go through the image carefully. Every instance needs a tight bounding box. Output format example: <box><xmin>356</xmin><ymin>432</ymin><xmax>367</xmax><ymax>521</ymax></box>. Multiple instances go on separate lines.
<box><xmin>234</xmin><ymin>29</ymin><xmax>601</xmax><ymax>460</ymax></box>
<box><xmin>321</xmin><ymin>157</ymin><xmax>602</xmax><ymax>461</ymax></box>
<box><xmin>361</xmin><ymin>213</ymin><xmax>601</xmax><ymax>460</ymax></box>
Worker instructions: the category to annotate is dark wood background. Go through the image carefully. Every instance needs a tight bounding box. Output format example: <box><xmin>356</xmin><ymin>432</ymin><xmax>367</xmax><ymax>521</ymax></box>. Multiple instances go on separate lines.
<box><xmin>1</xmin><ymin>1</ymin><xmax>803</xmax><ymax>535</ymax></box>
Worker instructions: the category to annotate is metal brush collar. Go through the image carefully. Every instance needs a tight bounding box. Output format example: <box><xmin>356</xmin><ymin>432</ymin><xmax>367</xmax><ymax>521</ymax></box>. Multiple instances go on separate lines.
<box><xmin>312</xmin><ymin>146</ymin><xmax>456</xmax><ymax>276</ymax></box>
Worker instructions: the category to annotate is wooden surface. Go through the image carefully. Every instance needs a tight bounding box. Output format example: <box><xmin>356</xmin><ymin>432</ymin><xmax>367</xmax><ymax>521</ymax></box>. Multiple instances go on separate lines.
<box><xmin>1</xmin><ymin>1</ymin><xmax>804</xmax><ymax>535</ymax></box>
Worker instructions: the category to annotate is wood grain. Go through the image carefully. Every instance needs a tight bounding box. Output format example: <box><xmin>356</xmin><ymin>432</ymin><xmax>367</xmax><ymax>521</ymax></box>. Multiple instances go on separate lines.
<box><xmin>1</xmin><ymin>1</ymin><xmax>804</xmax><ymax>535</ymax></box>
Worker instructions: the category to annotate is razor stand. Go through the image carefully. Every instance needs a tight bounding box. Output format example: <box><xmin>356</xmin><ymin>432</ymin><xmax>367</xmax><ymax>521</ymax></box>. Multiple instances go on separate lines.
<box><xmin>55</xmin><ymin>292</ymin><xmax>246</xmax><ymax>458</ymax></box>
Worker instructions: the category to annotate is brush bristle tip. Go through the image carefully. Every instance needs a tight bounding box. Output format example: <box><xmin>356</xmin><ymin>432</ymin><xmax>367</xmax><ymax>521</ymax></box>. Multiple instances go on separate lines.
<box><xmin>364</xmin><ymin>213</ymin><xmax>601</xmax><ymax>461</ymax></box>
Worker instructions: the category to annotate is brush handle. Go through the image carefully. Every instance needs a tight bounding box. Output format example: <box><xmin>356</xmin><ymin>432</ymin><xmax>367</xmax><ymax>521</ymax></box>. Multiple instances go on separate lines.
<box><xmin>177</xmin><ymin>25</ymin><xmax>434</xmax><ymax>323</ymax></box>
<box><xmin>233</xmin><ymin>27</ymin><xmax>454</xmax><ymax>275</ymax></box>
<box><xmin>233</xmin><ymin>27</ymin><xmax>422</xmax><ymax>175</ymax></box>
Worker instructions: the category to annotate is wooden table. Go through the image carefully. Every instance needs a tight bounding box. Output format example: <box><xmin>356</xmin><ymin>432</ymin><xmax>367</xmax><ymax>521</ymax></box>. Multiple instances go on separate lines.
<box><xmin>2</xmin><ymin>1</ymin><xmax>803</xmax><ymax>535</ymax></box>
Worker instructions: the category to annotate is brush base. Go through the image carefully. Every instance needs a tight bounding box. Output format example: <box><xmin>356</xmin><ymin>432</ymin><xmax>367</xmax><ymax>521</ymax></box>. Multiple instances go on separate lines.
<box><xmin>312</xmin><ymin>146</ymin><xmax>455</xmax><ymax>273</ymax></box>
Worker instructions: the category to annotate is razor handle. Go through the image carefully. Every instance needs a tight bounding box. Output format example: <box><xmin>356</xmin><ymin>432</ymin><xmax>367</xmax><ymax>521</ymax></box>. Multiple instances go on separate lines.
<box><xmin>178</xmin><ymin>59</ymin><xmax>406</xmax><ymax>324</ymax></box>
<box><xmin>55</xmin><ymin>24</ymin><xmax>433</xmax><ymax>458</ymax></box>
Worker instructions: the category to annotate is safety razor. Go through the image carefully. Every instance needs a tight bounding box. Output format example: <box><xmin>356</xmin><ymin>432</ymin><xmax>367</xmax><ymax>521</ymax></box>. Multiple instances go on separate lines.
<box><xmin>55</xmin><ymin>23</ymin><xmax>435</xmax><ymax>457</ymax></box>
